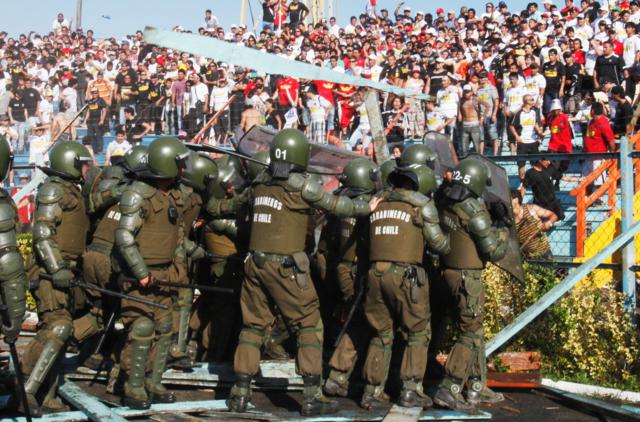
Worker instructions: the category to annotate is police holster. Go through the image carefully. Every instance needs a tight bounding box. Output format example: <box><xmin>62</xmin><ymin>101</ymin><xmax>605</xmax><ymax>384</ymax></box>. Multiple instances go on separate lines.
<box><xmin>405</xmin><ymin>265</ymin><xmax>426</xmax><ymax>305</ymax></box>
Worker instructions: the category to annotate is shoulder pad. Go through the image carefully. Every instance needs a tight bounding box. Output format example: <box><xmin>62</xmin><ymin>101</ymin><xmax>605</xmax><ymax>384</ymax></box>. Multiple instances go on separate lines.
<box><xmin>285</xmin><ymin>173</ymin><xmax>306</xmax><ymax>191</ymax></box>
<box><xmin>128</xmin><ymin>181</ymin><xmax>156</xmax><ymax>199</ymax></box>
<box><xmin>253</xmin><ymin>171</ymin><xmax>271</xmax><ymax>185</ymax></box>
<box><xmin>0</xmin><ymin>200</ymin><xmax>17</xmax><ymax>231</ymax></box>
<box><xmin>389</xmin><ymin>189</ymin><xmax>429</xmax><ymax>207</ymax></box>
<box><xmin>421</xmin><ymin>199</ymin><xmax>440</xmax><ymax>224</ymax></box>
<box><xmin>455</xmin><ymin>197</ymin><xmax>488</xmax><ymax>219</ymax></box>
<box><xmin>36</xmin><ymin>181</ymin><xmax>65</xmax><ymax>205</ymax></box>
<box><xmin>119</xmin><ymin>189</ymin><xmax>146</xmax><ymax>214</ymax></box>
<box><xmin>300</xmin><ymin>176</ymin><xmax>325</xmax><ymax>202</ymax></box>
<box><xmin>102</xmin><ymin>165</ymin><xmax>125</xmax><ymax>180</ymax></box>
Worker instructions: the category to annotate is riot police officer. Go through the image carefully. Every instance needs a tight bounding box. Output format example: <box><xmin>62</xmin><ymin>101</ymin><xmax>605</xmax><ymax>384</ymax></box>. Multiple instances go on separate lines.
<box><xmin>432</xmin><ymin>158</ymin><xmax>508</xmax><ymax>411</ymax></box>
<box><xmin>379</xmin><ymin>159</ymin><xmax>397</xmax><ymax>190</ymax></box>
<box><xmin>360</xmin><ymin>164</ymin><xmax>450</xmax><ymax>410</ymax></box>
<box><xmin>22</xmin><ymin>141</ymin><xmax>93</xmax><ymax>415</ymax></box>
<box><xmin>190</xmin><ymin>154</ymin><xmax>248</xmax><ymax>361</ymax></box>
<box><xmin>74</xmin><ymin>146</ymin><xmax>147</xmax><ymax>349</ymax></box>
<box><xmin>323</xmin><ymin>157</ymin><xmax>378</xmax><ymax>398</ymax></box>
<box><xmin>0</xmin><ymin>137</ymin><xmax>27</xmax><ymax>403</ymax></box>
<box><xmin>227</xmin><ymin>129</ymin><xmax>379</xmax><ymax>416</ymax></box>
<box><xmin>114</xmin><ymin>137</ymin><xmax>189</xmax><ymax>409</ymax></box>
<box><xmin>168</xmin><ymin>152</ymin><xmax>218</xmax><ymax>369</ymax></box>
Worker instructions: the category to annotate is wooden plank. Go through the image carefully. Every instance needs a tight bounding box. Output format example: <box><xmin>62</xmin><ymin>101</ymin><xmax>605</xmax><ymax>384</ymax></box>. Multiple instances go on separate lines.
<box><xmin>540</xmin><ymin>386</ymin><xmax>640</xmax><ymax>420</ymax></box>
<box><xmin>58</xmin><ymin>380</ymin><xmax>128</xmax><ymax>422</ymax></box>
<box><xmin>6</xmin><ymin>411</ymin><xmax>89</xmax><ymax>422</ymax></box>
<box><xmin>382</xmin><ymin>404</ymin><xmax>421</xmax><ymax>422</ymax></box>
<box><xmin>436</xmin><ymin>352</ymin><xmax>542</xmax><ymax>372</ymax></box>
<box><xmin>364</xmin><ymin>90</ymin><xmax>390</xmax><ymax>164</ymax></box>
<box><xmin>150</xmin><ymin>412</ymin><xmax>208</xmax><ymax>422</ymax></box>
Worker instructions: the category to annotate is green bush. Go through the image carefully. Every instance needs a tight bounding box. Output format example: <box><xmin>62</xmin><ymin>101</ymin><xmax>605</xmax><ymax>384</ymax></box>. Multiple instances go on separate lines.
<box><xmin>483</xmin><ymin>263</ymin><xmax>640</xmax><ymax>389</ymax></box>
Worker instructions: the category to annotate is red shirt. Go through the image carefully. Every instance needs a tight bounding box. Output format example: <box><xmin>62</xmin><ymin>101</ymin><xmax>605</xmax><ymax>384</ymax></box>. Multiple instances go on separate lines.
<box><xmin>277</xmin><ymin>77</ymin><xmax>299</xmax><ymax>106</ymax></box>
<box><xmin>572</xmin><ymin>50</ymin><xmax>586</xmax><ymax>65</ymax></box>
<box><xmin>314</xmin><ymin>80</ymin><xmax>336</xmax><ymax>106</ymax></box>
<box><xmin>584</xmin><ymin>115</ymin><xmax>614</xmax><ymax>153</ymax></box>
<box><xmin>548</xmin><ymin>113</ymin><xmax>573</xmax><ymax>152</ymax></box>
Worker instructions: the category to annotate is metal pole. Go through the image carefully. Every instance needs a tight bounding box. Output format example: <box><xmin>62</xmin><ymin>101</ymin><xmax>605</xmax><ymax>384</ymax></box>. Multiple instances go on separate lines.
<box><xmin>240</xmin><ymin>0</ymin><xmax>246</xmax><ymax>26</ymax></box>
<box><xmin>76</xmin><ymin>0</ymin><xmax>82</xmax><ymax>30</ymax></box>
<box><xmin>620</xmin><ymin>136</ymin><xmax>637</xmax><ymax>324</ymax></box>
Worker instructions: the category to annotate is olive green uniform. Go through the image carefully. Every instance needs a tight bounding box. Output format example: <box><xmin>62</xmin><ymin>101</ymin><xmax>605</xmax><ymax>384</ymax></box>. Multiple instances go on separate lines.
<box><xmin>22</xmin><ymin>176</ymin><xmax>89</xmax><ymax>405</ymax></box>
<box><xmin>361</xmin><ymin>188</ymin><xmax>450</xmax><ymax>402</ymax></box>
<box><xmin>232</xmin><ymin>171</ymin><xmax>369</xmax><ymax>394</ymax></box>
<box><xmin>73</xmin><ymin>165</ymin><xmax>130</xmax><ymax>344</ymax></box>
<box><xmin>437</xmin><ymin>196</ymin><xmax>507</xmax><ymax>397</ymax></box>
<box><xmin>114</xmin><ymin>180</ymin><xmax>185</xmax><ymax>405</ymax></box>
<box><xmin>0</xmin><ymin>188</ymin><xmax>27</xmax><ymax>344</ymax></box>
<box><xmin>168</xmin><ymin>184</ymin><xmax>203</xmax><ymax>363</ymax></box>
<box><xmin>325</xmin><ymin>199</ymin><xmax>372</xmax><ymax>392</ymax></box>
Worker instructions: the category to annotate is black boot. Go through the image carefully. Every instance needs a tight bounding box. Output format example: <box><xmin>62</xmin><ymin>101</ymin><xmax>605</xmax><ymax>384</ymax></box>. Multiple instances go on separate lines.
<box><xmin>226</xmin><ymin>374</ymin><xmax>252</xmax><ymax>412</ymax></box>
<box><xmin>301</xmin><ymin>376</ymin><xmax>338</xmax><ymax>416</ymax></box>
<box><xmin>432</xmin><ymin>378</ymin><xmax>474</xmax><ymax>412</ymax></box>
<box><xmin>398</xmin><ymin>379</ymin><xmax>433</xmax><ymax>409</ymax></box>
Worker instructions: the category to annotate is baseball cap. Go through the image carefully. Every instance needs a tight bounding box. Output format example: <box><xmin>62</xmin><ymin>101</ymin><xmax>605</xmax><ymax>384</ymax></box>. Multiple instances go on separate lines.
<box><xmin>463</xmin><ymin>84</ymin><xmax>473</xmax><ymax>91</ymax></box>
<box><xmin>436</xmin><ymin>57</ymin><xmax>445</xmax><ymax>63</ymax></box>
<box><xmin>550</xmin><ymin>99</ymin><xmax>562</xmax><ymax>111</ymax></box>
<box><xmin>437</xmin><ymin>8</ymin><xmax>444</xmax><ymax>13</ymax></box>
<box><xmin>458</xmin><ymin>17</ymin><xmax>466</xmax><ymax>23</ymax></box>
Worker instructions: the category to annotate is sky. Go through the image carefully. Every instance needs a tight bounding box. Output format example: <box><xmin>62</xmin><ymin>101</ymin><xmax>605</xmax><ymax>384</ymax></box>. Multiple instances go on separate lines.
<box><xmin>2</xmin><ymin>0</ymin><xmax>532</xmax><ymax>40</ymax></box>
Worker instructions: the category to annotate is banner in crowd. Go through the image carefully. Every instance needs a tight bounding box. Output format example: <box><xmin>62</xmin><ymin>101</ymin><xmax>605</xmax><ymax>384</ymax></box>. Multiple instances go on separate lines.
<box><xmin>143</xmin><ymin>26</ymin><xmax>431</xmax><ymax>100</ymax></box>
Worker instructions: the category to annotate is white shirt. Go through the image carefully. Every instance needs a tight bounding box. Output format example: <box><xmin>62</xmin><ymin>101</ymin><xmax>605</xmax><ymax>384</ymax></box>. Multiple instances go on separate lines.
<box><xmin>504</xmin><ymin>86</ymin><xmax>525</xmax><ymax>114</ymax></box>
<box><xmin>436</xmin><ymin>86</ymin><xmax>460</xmax><ymax>119</ymax></box>
<box><xmin>623</xmin><ymin>34</ymin><xmax>640</xmax><ymax>67</ymax></box>
<box><xmin>209</xmin><ymin>85</ymin><xmax>232</xmax><ymax>111</ymax></box>
<box><xmin>356</xmin><ymin>103</ymin><xmax>369</xmax><ymax>128</ymax></box>
<box><xmin>61</xmin><ymin>87</ymin><xmax>78</xmax><ymax>113</ymax></box>
<box><xmin>307</xmin><ymin>95</ymin><xmax>331</xmax><ymax>122</ymax></box>
<box><xmin>524</xmin><ymin>73</ymin><xmax>547</xmax><ymax>106</ymax></box>
<box><xmin>38</xmin><ymin>99</ymin><xmax>53</xmax><ymax>125</ymax></box>
<box><xmin>52</xmin><ymin>19</ymin><xmax>71</xmax><ymax>34</ymax></box>
<box><xmin>426</xmin><ymin>110</ymin><xmax>447</xmax><ymax>133</ymax></box>
<box><xmin>515</xmin><ymin>108</ymin><xmax>539</xmax><ymax>143</ymax></box>
<box><xmin>106</xmin><ymin>139</ymin><xmax>132</xmax><ymax>162</ymax></box>
<box><xmin>189</xmin><ymin>83</ymin><xmax>209</xmax><ymax>109</ymax></box>
<box><xmin>29</xmin><ymin>133</ymin><xmax>50</xmax><ymax>166</ymax></box>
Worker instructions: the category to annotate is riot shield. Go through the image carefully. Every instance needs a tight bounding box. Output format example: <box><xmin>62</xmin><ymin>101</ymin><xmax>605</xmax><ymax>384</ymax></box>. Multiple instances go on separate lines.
<box><xmin>422</xmin><ymin>131</ymin><xmax>458</xmax><ymax>179</ymax></box>
<box><xmin>466</xmin><ymin>153</ymin><xmax>524</xmax><ymax>282</ymax></box>
<box><xmin>237</xmin><ymin>125</ymin><xmax>363</xmax><ymax>189</ymax></box>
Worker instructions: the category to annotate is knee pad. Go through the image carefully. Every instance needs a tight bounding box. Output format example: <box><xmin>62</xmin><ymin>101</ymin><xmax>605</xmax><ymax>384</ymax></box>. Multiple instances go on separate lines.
<box><xmin>372</xmin><ymin>329</ymin><xmax>394</xmax><ymax>349</ymax></box>
<box><xmin>459</xmin><ymin>329</ymin><xmax>483</xmax><ymax>351</ymax></box>
<box><xmin>155</xmin><ymin>316</ymin><xmax>173</xmax><ymax>335</ymax></box>
<box><xmin>49</xmin><ymin>320</ymin><xmax>72</xmax><ymax>343</ymax></box>
<box><xmin>130</xmin><ymin>316</ymin><xmax>154</xmax><ymax>340</ymax></box>
<box><xmin>238</xmin><ymin>326</ymin><xmax>266</xmax><ymax>350</ymax></box>
<box><xmin>407</xmin><ymin>329</ymin><xmax>429</xmax><ymax>347</ymax></box>
<box><xmin>297</xmin><ymin>319</ymin><xmax>324</xmax><ymax>351</ymax></box>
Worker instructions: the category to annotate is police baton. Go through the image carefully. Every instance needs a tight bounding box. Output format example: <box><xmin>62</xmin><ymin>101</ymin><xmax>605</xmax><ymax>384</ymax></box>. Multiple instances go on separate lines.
<box><xmin>333</xmin><ymin>276</ymin><xmax>366</xmax><ymax>349</ymax></box>
<box><xmin>38</xmin><ymin>274</ymin><xmax>169</xmax><ymax>310</ymax></box>
<box><xmin>123</xmin><ymin>277</ymin><xmax>234</xmax><ymax>295</ymax></box>
<box><xmin>0</xmin><ymin>304</ymin><xmax>32</xmax><ymax>422</ymax></box>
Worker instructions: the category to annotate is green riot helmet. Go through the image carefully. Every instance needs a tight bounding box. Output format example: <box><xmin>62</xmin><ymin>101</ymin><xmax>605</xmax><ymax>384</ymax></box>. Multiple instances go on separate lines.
<box><xmin>207</xmin><ymin>155</ymin><xmax>246</xmax><ymax>199</ymax></box>
<box><xmin>247</xmin><ymin>150</ymin><xmax>270</xmax><ymax>181</ymax></box>
<box><xmin>339</xmin><ymin>157</ymin><xmax>379</xmax><ymax>194</ymax></box>
<box><xmin>122</xmin><ymin>145</ymin><xmax>148</xmax><ymax>172</ymax></box>
<box><xmin>181</xmin><ymin>152</ymin><xmax>219</xmax><ymax>193</ymax></box>
<box><xmin>48</xmin><ymin>141</ymin><xmax>93</xmax><ymax>180</ymax></box>
<box><xmin>0</xmin><ymin>136</ymin><xmax>13</xmax><ymax>182</ymax></box>
<box><xmin>379</xmin><ymin>159</ymin><xmax>397</xmax><ymax>189</ymax></box>
<box><xmin>451</xmin><ymin>158</ymin><xmax>492</xmax><ymax>197</ymax></box>
<box><xmin>145</xmin><ymin>137</ymin><xmax>190</xmax><ymax>179</ymax></box>
<box><xmin>269</xmin><ymin>128</ymin><xmax>310</xmax><ymax>178</ymax></box>
<box><xmin>388</xmin><ymin>164</ymin><xmax>438</xmax><ymax>196</ymax></box>
<box><xmin>398</xmin><ymin>144</ymin><xmax>436</xmax><ymax>170</ymax></box>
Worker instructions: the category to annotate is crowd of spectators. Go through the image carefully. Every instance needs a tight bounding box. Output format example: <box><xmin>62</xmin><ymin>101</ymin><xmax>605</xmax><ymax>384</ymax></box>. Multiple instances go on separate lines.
<box><xmin>0</xmin><ymin>1</ymin><xmax>634</xmax><ymax>225</ymax></box>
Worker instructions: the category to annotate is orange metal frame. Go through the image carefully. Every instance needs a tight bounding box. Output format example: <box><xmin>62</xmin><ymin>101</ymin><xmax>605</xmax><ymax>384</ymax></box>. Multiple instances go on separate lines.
<box><xmin>571</xmin><ymin>134</ymin><xmax>640</xmax><ymax>257</ymax></box>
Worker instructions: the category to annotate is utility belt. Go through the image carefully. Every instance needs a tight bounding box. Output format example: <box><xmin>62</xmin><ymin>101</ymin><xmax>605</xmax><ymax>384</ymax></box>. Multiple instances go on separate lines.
<box><xmin>87</xmin><ymin>241</ymin><xmax>113</xmax><ymax>256</ymax></box>
<box><xmin>250</xmin><ymin>250</ymin><xmax>310</xmax><ymax>289</ymax></box>
<box><xmin>371</xmin><ymin>261</ymin><xmax>426</xmax><ymax>304</ymax></box>
<box><xmin>0</xmin><ymin>245</ymin><xmax>18</xmax><ymax>259</ymax></box>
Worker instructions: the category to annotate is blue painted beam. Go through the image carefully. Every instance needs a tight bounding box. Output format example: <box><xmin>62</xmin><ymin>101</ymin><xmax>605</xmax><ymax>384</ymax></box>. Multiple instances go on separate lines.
<box><xmin>142</xmin><ymin>27</ymin><xmax>431</xmax><ymax>100</ymax></box>
<box><xmin>619</xmin><ymin>137</ymin><xmax>637</xmax><ymax>322</ymax></box>
<box><xmin>57</xmin><ymin>381</ymin><xmax>127</xmax><ymax>422</ymax></box>
<box><xmin>485</xmin><ymin>220</ymin><xmax>640</xmax><ymax>356</ymax></box>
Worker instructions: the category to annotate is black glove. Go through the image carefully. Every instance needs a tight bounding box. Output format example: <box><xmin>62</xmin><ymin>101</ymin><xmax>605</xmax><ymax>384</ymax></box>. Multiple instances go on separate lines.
<box><xmin>51</xmin><ymin>269</ymin><xmax>75</xmax><ymax>289</ymax></box>
<box><xmin>489</xmin><ymin>200</ymin><xmax>513</xmax><ymax>228</ymax></box>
